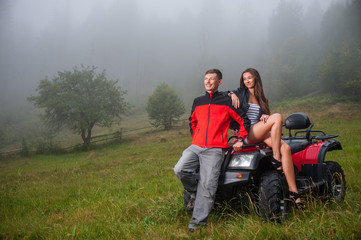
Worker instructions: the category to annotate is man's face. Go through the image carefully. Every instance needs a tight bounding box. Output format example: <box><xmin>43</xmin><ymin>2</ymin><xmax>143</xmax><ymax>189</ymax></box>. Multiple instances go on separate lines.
<box><xmin>204</xmin><ymin>73</ymin><xmax>222</xmax><ymax>93</ymax></box>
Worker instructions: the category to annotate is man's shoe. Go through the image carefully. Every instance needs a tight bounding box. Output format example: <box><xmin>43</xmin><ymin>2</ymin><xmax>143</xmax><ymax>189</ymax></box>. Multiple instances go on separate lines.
<box><xmin>188</xmin><ymin>227</ymin><xmax>199</xmax><ymax>233</ymax></box>
<box><xmin>186</xmin><ymin>194</ymin><xmax>196</xmax><ymax>211</ymax></box>
<box><xmin>188</xmin><ymin>224</ymin><xmax>200</xmax><ymax>233</ymax></box>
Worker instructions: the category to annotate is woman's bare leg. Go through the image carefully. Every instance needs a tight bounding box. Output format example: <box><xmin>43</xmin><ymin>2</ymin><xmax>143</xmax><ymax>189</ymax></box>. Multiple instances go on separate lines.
<box><xmin>248</xmin><ymin>113</ymin><xmax>301</xmax><ymax>203</ymax></box>
<box><xmin>280</xmin><ymin>142</ymin><xmax>298</xmax><ymax>194</ymax></box>
<box><xmin>263</xmin><ymin>137</ymin><xmax>301</xmax><ymax>203</ymax></box>
<box><xmin>248</xmin><ymin>113</ymin><xmax>283</xmax><ymax>161</ymax></box>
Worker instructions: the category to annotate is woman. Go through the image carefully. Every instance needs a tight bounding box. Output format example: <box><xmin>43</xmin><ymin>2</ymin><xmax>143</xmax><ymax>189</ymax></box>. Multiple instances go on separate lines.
<box><xmin>229</xmin><ymin>68</ymin><xmax>304</xmax><ymax>207</ymax></box>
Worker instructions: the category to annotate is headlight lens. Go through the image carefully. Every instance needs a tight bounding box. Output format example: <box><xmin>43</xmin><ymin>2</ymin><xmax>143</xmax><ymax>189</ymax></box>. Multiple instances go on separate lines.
<box><xmin>229</xmin><ymin>154</ymin><xmax>254</xmax><ymax>168</ymax></box>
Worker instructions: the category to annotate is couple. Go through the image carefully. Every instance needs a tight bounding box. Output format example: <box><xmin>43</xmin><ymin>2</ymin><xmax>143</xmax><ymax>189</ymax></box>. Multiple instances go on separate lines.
<box><xmin>174</xmin><ymin>68</ymin><xmax>303</xmax><ymax>232</ymax></box>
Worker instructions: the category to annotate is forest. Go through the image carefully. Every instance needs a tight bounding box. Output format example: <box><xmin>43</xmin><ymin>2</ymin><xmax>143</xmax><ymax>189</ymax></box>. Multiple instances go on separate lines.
<box><xmin>0</xmin><ymin>0</ymin><xmax>360</xmax><ymax>151</ymax></box>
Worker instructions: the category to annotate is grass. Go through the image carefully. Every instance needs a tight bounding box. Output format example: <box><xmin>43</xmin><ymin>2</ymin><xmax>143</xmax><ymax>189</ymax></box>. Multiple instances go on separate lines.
<box><xmin>0</xmin><ymin>96</ymin><xmax>361</xmax><ymax>239</ymax></box>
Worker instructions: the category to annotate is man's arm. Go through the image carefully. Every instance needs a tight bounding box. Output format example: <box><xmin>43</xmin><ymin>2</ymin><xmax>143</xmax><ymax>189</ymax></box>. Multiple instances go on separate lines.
<box><xmin>235</xmin><ymin>107</ymin><xmax>251</xmax><ymax>134</ymax></box>
<box><xmin>189</xmin><ymin>100</ymin><xmax>197</xmax><ymax>137</ymax></box>
<box><xmin>229</xmin><ymin>106</ymin><xmax>251</xmax><ymax>138</ymax></box>
<box><xmin>229</xmin><ymin>105</ymin><xmax>248</xmax><ymax>152</ymax></box>
<box><xmin>228</xmin><ymin>105</ymin><xmax>250</xmax><ymax>140</ymax></box>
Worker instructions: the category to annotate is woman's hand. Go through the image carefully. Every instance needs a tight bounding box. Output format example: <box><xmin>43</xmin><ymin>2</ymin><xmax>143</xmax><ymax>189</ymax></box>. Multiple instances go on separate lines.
<box><xmin>260</xmin><ymin>114</ymin><xmax>269</xmax><ymax>123</ymax></box>
<box><xmin>230</xmin><ymin>92</ymin><xmax>240</xmax><ymax>109</ymax></box>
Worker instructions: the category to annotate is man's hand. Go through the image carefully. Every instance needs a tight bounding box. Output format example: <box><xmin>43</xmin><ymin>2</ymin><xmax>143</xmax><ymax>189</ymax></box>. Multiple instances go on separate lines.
<box><xmin>230</xmin><ymin>93</ymin><xmax>240</xmax><ymax>109</ymax></box>
<box><xmin>233</xmin><ymin>141</ymin><xmax>243</xmax><ymax>151</ymax></box>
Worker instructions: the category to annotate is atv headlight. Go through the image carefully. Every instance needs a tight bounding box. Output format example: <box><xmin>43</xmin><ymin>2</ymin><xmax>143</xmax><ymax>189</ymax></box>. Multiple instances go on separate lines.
<box><xmin>229</xmin><ymin>154</ymin><xmax>254</xmax><ymax>168</ymax></box>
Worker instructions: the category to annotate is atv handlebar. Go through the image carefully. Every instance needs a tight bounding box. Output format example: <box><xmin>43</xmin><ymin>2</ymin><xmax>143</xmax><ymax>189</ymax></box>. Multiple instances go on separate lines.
<box><xmin>228</xmin><ymin>135</ymin><xmax>266</xmax><ymax>149</ymax></box>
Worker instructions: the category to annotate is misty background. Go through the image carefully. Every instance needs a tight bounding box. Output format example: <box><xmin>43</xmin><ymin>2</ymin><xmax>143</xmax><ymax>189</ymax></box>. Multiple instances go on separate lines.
<box><xmin>1</xmin><ymin>0</ymin><xmax>360</xmax><ymax>149</ymax></box>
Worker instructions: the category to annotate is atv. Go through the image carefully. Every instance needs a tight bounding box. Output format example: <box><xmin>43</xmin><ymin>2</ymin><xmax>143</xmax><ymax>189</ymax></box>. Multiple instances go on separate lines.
<box><xmin>184</xmin><ymin>112</ymin><xmax>346</xmax><ymax>221</ymax></box>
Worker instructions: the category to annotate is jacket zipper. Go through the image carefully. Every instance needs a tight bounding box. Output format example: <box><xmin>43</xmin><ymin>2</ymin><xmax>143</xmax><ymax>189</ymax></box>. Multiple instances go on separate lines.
<box><xmin>205</xmin><ymin>101</ymin><xmax>211</xmax><ymax>147</ymax></box>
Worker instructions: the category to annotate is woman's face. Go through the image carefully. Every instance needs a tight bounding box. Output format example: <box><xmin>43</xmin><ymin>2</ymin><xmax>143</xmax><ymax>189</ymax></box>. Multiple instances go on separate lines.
<box><xmin>243</xmin><ymin>72</ymin><xmax>255</xmax><ymax>89</ymax></box>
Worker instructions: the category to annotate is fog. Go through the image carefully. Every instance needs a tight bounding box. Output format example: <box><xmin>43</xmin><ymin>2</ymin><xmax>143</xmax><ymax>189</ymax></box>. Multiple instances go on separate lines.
<box><xmin>0</xmin><ymin>0</ymin><xmax>341</xmax><ymax>112</ymax></box>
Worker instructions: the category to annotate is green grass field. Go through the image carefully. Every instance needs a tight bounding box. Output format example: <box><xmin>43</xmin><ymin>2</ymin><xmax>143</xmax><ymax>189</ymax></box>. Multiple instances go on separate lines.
<box><xmin>1</xmin><ymin>96</ymin><xmax>361</xmax><ymax>239</ymax></box>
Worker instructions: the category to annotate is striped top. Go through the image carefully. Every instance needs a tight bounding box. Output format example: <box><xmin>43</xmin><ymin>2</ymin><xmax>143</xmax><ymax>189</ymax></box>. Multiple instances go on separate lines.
<box><xmin>247</xmin><ymin>103</ymin><xmax>260</xmax><ymax>127</ymax></box>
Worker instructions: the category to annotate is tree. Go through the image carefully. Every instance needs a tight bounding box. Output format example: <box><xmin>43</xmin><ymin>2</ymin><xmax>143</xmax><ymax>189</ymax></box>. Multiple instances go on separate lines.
<box><xmin>318</xmin><ymin>0</ymin><xmax>361</xmax><ymax>99</ymax></box>
<box><xmin>28</xmin><ymin>66</ymin><xmax>129</xmax><ymax>146</ymax></box>
<box><xmin>146</xmin><ymin>83</ymin><xmax>185</xmax><ymax>130</ymax></box>
<box><xmin>268</xmin><ymin>0</ymin><xmax>304</xmax><ymax>50</ymax></box>
<box><xmin>320</xmin><ymin>40</ymin><xmax>361</xmax><ymax>98</ymax></box>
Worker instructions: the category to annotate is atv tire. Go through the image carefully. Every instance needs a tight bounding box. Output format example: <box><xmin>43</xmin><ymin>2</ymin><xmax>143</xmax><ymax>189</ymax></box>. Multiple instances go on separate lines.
<box><xmin>325</xmin><ymin>161</ymin><xmax>346</xmax><ymax>201</ymax></box>
<box><xmin>258</xmin><ymin>171</ymin><xmax>287</xmax><ymax>222</ymax></box>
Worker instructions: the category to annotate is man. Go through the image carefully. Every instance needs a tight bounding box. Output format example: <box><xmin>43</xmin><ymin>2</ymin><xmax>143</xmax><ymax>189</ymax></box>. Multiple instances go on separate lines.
<box><xmin>174</xmin><ymin>69</ymin><xmax>250</xmax><ymax>232</ymax></box>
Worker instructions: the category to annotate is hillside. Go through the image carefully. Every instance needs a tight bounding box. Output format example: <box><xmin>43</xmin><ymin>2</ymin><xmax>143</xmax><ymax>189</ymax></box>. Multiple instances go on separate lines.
<box><xmin>0</xmin><ymin>96</ymin><xmax>360</xmax><ymax>238</ymax></box>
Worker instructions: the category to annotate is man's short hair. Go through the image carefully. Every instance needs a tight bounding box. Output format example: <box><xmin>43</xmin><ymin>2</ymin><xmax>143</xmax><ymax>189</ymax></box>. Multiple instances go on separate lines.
<box><xmin>205</xmin><ymin>69</ymin><xmax>222</xmax><ymax>80</ymax></box>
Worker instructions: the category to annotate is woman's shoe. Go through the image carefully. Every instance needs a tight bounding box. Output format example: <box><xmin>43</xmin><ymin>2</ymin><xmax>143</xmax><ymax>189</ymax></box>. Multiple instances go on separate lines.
<box><xmin>270</xmin><ymin>157</ymin><xmax>283</xmax><ymax>174</ymax></box>
<box><xmin>288</xmin><ymin>191</ymin><xmax>306</xmax><ymax>210</ymax></box>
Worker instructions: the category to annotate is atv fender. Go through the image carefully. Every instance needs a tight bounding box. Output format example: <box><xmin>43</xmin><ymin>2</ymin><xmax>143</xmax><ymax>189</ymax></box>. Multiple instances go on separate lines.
<box><xmin>317</xmin><ymin>139</ymin><xmax>342</xmax><ymax>164</ymax></box>
<box><xmin>292</xmin><ymin>139</ymin><xmax>342</xmax><ymax>172</ymax></box>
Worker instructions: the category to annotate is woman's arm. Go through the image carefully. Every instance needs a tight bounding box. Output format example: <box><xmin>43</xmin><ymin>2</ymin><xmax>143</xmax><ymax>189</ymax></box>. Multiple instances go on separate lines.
<box><xmin>222</xmin><ymin>89</ymin><xmax>243</xmax><ymax>109</ymax></box>
<box><xmin>230</xmin><ymin>91</ymin><xmax>240</xmax><ymax>109</ymax></box>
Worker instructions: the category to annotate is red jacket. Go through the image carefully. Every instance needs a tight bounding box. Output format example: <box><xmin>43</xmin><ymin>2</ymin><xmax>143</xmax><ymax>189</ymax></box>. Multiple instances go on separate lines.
<box><xmin>189</xmin><ymin>91</ymin><xmax>249</xmax><ymax>148</ymax></box>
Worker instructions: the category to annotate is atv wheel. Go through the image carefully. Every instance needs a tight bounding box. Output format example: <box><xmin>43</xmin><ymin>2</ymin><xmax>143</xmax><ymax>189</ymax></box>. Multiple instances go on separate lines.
<box><xmin>325</xmin><ymin>161</ymin><xmax>346</xmax><ymax>201</ymax></box>
<box><xmin>258</xmin><ymin>171</ymin><xmax>287</xmax><ymax>222</ymax></box>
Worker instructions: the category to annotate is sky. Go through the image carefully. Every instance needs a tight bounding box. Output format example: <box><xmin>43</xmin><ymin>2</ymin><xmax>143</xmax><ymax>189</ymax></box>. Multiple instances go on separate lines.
<box><xmin>0</xmin><ymin>0</ymin><xmax>341</xmax><ymax>111</ymax></box>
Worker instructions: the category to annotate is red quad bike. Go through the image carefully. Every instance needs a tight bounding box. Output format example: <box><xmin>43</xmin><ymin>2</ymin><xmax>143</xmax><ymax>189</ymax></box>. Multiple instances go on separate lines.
<box><xmin>183</xmin><ymin>112</ymin><xmax>346</xmax><ymax>222</ymax></box>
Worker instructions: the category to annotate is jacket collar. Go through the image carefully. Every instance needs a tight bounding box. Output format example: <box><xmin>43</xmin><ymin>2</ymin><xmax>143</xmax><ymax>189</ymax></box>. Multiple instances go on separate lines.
<box><xmin>237</xmin><ymin>87</ymin><xmax>250</xmax><ymax>100</ymax></box>
<box><xmin>205</xmin><ymin>91</ymin><xmax>220</xmax><ymax>98</ymax></box>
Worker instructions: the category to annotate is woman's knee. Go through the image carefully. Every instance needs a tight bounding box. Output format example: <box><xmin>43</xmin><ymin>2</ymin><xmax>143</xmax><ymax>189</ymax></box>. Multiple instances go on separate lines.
<box><xmin>281</xmin><ymin>142</ymin><xmax>291</xmax><ymax>154</ymax></box>
<box><xmin>270</xmin><ymin>113</ymin><xmax>283</xmax><ymax>123</ymax></box>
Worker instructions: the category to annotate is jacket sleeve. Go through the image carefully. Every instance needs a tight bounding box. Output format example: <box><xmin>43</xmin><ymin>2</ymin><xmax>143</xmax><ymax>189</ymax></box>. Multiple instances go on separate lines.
<box><xmin>220</xmin><ymin>89</ymin><xmax>238</xmax><ymax>97</ymax></box>
<box><xmin>189</xmin><ymin>100</ymin><xmax>197</xmax><ymax>137</ymax></box>
<box><xmin>228</xmin><ymin>106</ymin><xmax>250</xmax><ymax>140</ymax></box>
<box><xmin>235</xmin><ymin>107</ymin><xmax>251</xmax><ymax>134</ymax></box>
<box><xmin>219</xmin><ymin>91</ymin><xmax>229</xmax><ymax>97</ymax></box>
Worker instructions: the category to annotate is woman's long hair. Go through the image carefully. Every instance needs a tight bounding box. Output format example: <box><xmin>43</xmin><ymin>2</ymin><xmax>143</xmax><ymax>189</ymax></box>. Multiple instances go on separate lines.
<box><xmin>240</xmin><ymin>68</ymin><xmax>270</xmax><ymax>115</ymax></box>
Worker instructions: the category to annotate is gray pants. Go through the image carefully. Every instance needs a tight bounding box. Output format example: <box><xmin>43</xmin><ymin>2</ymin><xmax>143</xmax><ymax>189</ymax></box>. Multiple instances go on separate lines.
<box><xmin>174</xmin><ymin>145</ymin><xmax>225</xmax><ymax>227</ymax></box>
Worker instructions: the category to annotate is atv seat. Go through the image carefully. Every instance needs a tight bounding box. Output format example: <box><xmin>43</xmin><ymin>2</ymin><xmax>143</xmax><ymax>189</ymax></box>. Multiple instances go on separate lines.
<box><xmin>283</xmin><ymin>139</ymin><xmax>310</xmax><ymax>154</ymax></box>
